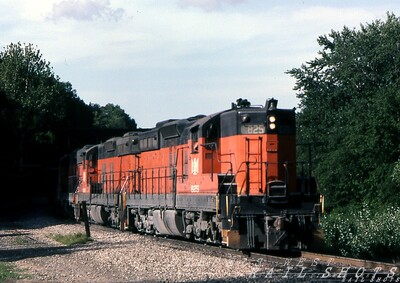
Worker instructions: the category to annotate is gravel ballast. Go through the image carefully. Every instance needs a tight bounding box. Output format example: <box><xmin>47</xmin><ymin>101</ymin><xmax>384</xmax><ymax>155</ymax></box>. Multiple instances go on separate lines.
<box><xmin>0</xmin><ymin>215</ymin><xmax>258</xmax><ymax>282</ymax></box>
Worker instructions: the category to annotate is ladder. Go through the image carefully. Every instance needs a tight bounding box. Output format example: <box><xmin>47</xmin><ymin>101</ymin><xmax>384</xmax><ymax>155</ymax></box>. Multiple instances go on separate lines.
<box><xmin>245</xmin><ymin>137</ymin><xmax>263</xmax><ymax>194</ymax></box>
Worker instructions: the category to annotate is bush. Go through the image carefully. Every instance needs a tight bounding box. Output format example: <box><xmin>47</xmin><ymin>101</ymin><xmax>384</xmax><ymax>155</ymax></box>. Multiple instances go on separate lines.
<box><xmin>322</xmin><ymin>203</ymin><xmax>400</xmax><ymax>260</ymax></box>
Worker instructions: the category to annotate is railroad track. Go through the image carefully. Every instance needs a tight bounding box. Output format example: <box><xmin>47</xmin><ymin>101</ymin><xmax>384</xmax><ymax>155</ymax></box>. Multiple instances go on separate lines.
<box><xmin>301</xmin><ymin>251</ymin><xmax>399</xmax><ymax>272</ymax></box>
<box><xmin>249</xmin><ymin>250</ymin><xmax>399</xmax><ymax>282</ymax></box>
<box><xmin>146</xmin><ymin>232</ymin><xmax>400</xmax><ymax>282</ymax></box>
<box><xmin>128</xmin><ymin>231</ymin><xmax>398</xmax><ymax>282</ymax></box>
<box><xmin>138</xmin><ymin>229</ymin><xmax>399</xmax><ymax>270</ymax></box>
<box><xmin>87</xmin><ymin>223</ymin><xmax>400</xmax><ymax>282</ymax></box>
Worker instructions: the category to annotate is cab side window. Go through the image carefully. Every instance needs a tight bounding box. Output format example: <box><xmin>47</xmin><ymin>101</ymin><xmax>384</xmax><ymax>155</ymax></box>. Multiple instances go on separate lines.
<box><xmin>191</xmin><ymin>127</ymin><xmax>199</xmax><ymax>153</ymax></box>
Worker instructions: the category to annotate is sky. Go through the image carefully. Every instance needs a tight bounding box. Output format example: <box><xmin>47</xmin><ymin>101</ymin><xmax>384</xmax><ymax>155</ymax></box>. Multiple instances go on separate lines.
<box><xmin>1</xmin><ymin>0</ymin><xmax>400</xmax><ymax>128</ymax></box>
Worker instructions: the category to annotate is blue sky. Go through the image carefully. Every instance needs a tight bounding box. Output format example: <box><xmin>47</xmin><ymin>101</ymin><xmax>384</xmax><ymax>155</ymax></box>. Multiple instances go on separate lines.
<box><xmin>1</xmin><ymin>0</ymin><xmax>399</xmax><ymax>127</ymax></box>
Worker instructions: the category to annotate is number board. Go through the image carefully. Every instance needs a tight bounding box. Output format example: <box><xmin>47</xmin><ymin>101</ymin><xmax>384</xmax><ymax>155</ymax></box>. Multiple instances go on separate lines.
<box><xmin>241</xmin><ymin>124</ymin><xmax>266</xmax><ymax>134</ymax></box>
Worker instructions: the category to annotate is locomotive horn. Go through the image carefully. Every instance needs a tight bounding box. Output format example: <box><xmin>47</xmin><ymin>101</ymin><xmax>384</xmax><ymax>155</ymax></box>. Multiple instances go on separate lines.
<box><xmin>266</xmin><ymin>98</ymin><xmax>278</xmax><ymax>110</ymax></box>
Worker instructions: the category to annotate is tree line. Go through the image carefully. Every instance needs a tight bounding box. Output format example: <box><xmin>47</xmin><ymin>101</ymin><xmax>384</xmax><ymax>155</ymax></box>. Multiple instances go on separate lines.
<box><xmin>288</xmin><ymin>13</ymin><xmax>400</xmax><ymax>209</ymax></box>
<box><xmin>0</xmin><ymin>42</ymin><xmax>136</xmax><ymax>205</ymax></box>
<box><xmin>287</xmin><ymin>13</ymin><xmax>400</xmax><ymax>259</ymax></box>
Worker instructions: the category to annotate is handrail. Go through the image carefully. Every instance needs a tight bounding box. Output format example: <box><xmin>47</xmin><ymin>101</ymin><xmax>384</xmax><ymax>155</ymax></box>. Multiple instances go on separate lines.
<box><xmin>74</xmin><ymin>178</ymin><xmax>82</xmax><ymax>193</ymax></box>
<box><xmin>230</xmin><ymin>160</ymin><xmax>295</xmax><ymax>196</ymax></box>
<box><xmin>119</xmin><ymin>174</ymin><xmax>131</xmax><ymax>193</ymax></box>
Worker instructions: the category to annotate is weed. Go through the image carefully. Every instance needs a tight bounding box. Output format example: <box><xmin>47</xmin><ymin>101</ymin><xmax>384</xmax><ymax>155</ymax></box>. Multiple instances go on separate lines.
<box><xmin>0</xmin><ymin>262</ymin><xmax>26</xmax><ymax>282</ymax></box>
<box><xmin>50</xmin><ymin>232</ymin><xmax>92</xmax><ymax>246</ymax></box>
<box><xmin>13</xmin><ymin>235</ymin><xmax>31</xmax><ymax>245</ymax></box>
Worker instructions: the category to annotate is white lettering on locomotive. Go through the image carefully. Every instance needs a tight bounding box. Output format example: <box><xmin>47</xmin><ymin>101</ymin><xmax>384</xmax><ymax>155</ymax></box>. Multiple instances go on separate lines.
<box><xmin>190</xmin><ymin>185</ymin><xmax>200</xmax><ymax>193</ymax></box>
<box><xmin>191</xmin><ymin>157</ymin><xmax>199</xmax><ymax>175</ymax></box>
<box><xmin>248</xmin><ymin>124</ymin><xmax>265</xmax><ymax>134</ymax></box>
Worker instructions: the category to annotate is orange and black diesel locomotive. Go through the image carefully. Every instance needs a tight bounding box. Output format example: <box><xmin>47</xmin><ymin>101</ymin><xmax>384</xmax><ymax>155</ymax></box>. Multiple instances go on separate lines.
<box><xmin>58</xmin><ymin>98</ymin><xmax>321</xmax><ymax>250</ymax></box>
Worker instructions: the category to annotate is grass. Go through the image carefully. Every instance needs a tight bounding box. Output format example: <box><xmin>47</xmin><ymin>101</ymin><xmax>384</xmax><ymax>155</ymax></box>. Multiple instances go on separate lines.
<box><xmin>50</xmin><ymin>232</ymin><xmax>92</xmax><ymax>246</ymax></box>
<box><xmin>0</xmin><ymin>262</ymin><xmax>25</xmax><ymax>282</ymax></box>
<box><xmin>13</xmin><ymin>235</ymin><xmax>31</xmax><ymax>245</ymax></box>
<box><xmin>0</xmin><ymin>234</ymin><xmax>91</xmax><ymax>282</ymax></box>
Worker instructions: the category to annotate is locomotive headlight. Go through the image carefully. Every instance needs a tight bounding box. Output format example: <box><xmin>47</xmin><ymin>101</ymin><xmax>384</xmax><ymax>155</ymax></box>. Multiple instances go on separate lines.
<box><xmin>269</xmin><ymin>123</ymin><xmax>276</xmax><ymax>130</ymax></box>
<box><xmin>242</xmin><ymin>115</ymin><xmax>250</xmax><ymax>123</ymax></box>
<box><xmin>268</xmin><ymin>115</ymin><xmax>276</xmax><ymax>130</ymax></box>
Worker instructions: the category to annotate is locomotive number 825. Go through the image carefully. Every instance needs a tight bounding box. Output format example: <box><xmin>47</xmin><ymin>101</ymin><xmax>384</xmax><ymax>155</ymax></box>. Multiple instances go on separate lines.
<box><xmin>58</xmin><ymin>98</ymin><xmax>322</xmax><ymax>250</ymax></box>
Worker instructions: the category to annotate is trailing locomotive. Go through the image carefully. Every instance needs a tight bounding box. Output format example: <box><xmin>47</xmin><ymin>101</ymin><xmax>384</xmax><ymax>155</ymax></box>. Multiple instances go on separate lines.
<box><xmin>58</xmin><ymin>98</ymin><xmax>321</xmax><ymax>250</ymax></box>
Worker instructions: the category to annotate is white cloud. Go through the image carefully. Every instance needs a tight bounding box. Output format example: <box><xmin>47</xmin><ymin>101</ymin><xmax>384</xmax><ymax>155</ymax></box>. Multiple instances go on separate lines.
<box><xmin>48</xmin><ymin>0</ymin><xmax>125</xmax><ymax>21</ymax></box>
<box><xmin>57</xmin><ymin>4</ymin><xmax>396</xmax><ymax>126</ymax></box>
<box><xmin>178</xmin><ymin>0</ymin><xmax>246</xmax><ymax>12</ymax></box>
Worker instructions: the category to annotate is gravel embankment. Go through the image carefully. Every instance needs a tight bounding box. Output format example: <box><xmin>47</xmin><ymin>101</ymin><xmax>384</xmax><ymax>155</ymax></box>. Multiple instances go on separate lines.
<box><xmin>0</xmin><ymin>215</ymin><xmax>258</xmax><ymax>282</ymax></box>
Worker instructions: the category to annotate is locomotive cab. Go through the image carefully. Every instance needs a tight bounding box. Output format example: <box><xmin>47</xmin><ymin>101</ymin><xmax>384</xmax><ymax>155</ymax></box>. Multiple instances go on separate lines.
<box><xmin>217</xmin><ymin>99</ymin><xmax>319</xmax><ymax>250</ymax></box>
<box><xmin>75</xmin><ymin>145</ymin><xmax>98</xmax><ymax>194</ymax></box>
<box><xmin>219</xmin><ymin>99</ymin><xmax>296</xmax><ymax>198</ymax></box>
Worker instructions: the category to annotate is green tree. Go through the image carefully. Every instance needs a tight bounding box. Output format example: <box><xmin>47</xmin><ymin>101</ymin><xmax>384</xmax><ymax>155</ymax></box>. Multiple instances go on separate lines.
<box><xmin>393</xmin><ymin>158</ymin><xmax>400</xmax><ymax>186</ymax></box>
<box><xmin>91</xmin><ymin>103</ymin><xmax>136</xmax><ymax>130</ymax></box>
<box><xmin>0</xmin><ymin>42</ymin><xmax>138</xmax><ymax>203</ymax></box>
<box><xmin>0</xmin><ymin>87</ymin><xmax>17</xmax><ymax>164</ymax></box>
<box><xmin>57</xmin><ymin>81</ymin><xmax>94</xmax><ymax>130</ymax></box>
<box><xmin>0</xmin><ymin>42</ymin><xmax>65</xmax><ymax>165</ymax></box>
<box><xmin>287</xmin><ymin>13</ymin><xmax>400</xmax><ymax>208</ymax></box>
<box><xmin>52</xmin><ymin>81</ymin><xmax>95</xmax><ymax>153</ymax></box>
